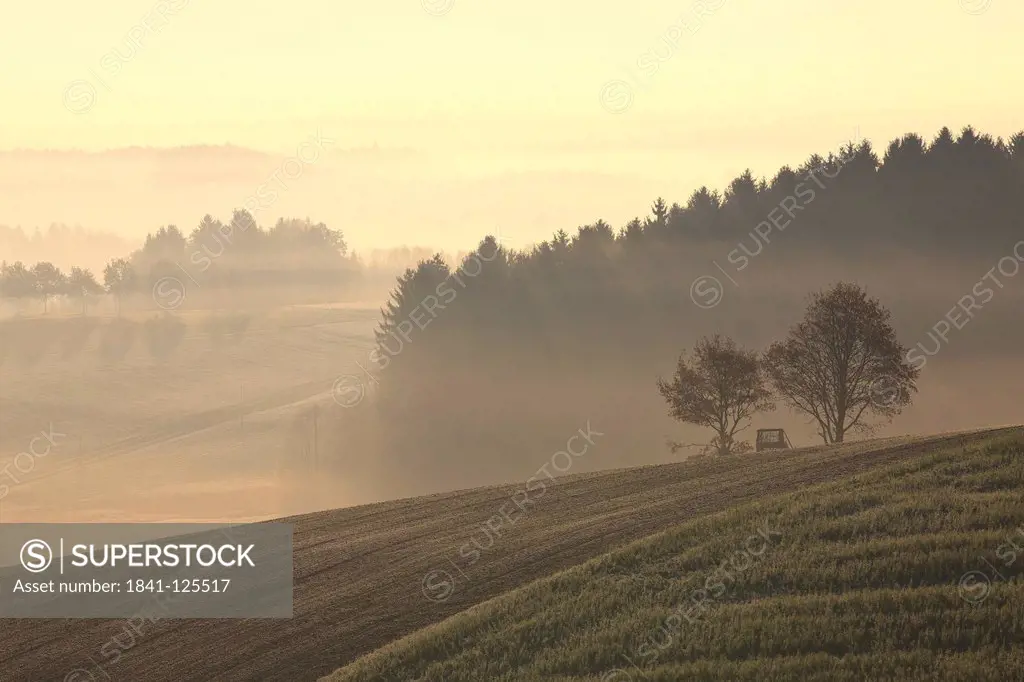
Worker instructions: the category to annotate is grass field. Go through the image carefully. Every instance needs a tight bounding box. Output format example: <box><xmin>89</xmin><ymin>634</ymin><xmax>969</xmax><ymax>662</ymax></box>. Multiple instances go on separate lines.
<box><xmin>0</xmin><ymin>428</ymin><xmax>1016</xmax><ymax>681</ymax></box>
<box><xmin>0</xmin><ymin>305</ymin><xmax>375</xmax><ymax>445</ymax></box>
<box><xmin>0</xmin><ymin>304</ymin><xmax>379</xmax><ymax>523</ymax></box>
<box><xmin>323</xmin><ymin>430</ymin><xmax>1024</xmax><ymax>682</ymax></box>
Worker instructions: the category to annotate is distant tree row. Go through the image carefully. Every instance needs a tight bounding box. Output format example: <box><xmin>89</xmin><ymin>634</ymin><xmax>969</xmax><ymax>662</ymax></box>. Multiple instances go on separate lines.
<box><xmin>135</xmin><ymin>212</ymin><xmax>352</xmax><ymax>286</ymax></box>
<box><xmin>372</xmin><ymin>125</ymin><xmax>1024</xmax><ymax>375</ymax></box>
<box><xmin>0</xmin><ymin>261</ymin><xmax>105</xmax><ymax>313</ymax></box>
<box><xmin>0</xmin><ymin>213</ymin><xmax>357</xmax><ymax>312</ymax></box>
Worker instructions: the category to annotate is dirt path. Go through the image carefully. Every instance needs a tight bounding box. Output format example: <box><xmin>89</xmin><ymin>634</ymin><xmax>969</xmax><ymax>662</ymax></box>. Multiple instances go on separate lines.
<box><xmin>0</xmin><ymin>427</ymin><xmax>1016</xmax><ymax>682</ymax></box>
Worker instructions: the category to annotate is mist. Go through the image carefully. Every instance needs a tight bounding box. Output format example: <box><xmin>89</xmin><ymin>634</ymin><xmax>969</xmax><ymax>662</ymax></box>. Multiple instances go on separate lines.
<box><xmin>4</xmin><ymin>124</ymin><xmax>1024</xmax><ymax>523</ymax></box>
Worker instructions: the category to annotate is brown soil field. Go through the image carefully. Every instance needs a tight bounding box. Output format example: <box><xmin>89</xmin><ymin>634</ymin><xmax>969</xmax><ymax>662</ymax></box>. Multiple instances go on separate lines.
<box><xmin>0</xmin><ymin>426</ymin><xmax>1018</xmax><ymax>682</ymax></box>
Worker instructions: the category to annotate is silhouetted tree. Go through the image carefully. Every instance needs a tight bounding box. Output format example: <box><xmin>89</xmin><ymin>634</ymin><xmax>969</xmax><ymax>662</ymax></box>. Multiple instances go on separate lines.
<box><xmin>31</xmin><ymin>262</ymin><xmax>66</xmax><ymax>313</ymax></box>
<box><xmin>141</xmin><ymin>225</ymin><xmax>187</xmax><ymax>261</ymax></box>
<box><xmin>0</xmin><ymin>261</ymin><xmax>36</xmax><ymax>303</ymax></box>
<box><xmin>657</xmin><ymin>335</ymin><xmax>775</xmax><ymax>456</ymax></box>
<box><xmin>764</xmin><ymin>283</ymin><xmax>919</xmax><ymax>444</ymax></box>
<box><xmin>650</xmin><ymin>197</ymin><xmax>668</xmax><ymax>227</ymax></box>
<box><xmin>67</xmin><ymin>266</ymin><xmax>103</xmax><ymax>314</ymax></box>
<box><xmin>103</xmin><ymin>258</ymin><xmax>135</xmax><ymax>316</ymax></box>
<box><xmin>373</xmin><ymin>254</ymin><xmax>452</xmax><ymax>378</ymax></box>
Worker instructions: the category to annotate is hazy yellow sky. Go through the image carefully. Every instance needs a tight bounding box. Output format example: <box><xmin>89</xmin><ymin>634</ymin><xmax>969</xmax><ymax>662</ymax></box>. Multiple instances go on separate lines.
<box><xmin>3</xmin><ymin>0</ymin><xmax>1020</xmax><ymax>153</ymax></box>
<box><xmin>1</xmin><ymin>0</ymin><xmax>1021</xmax><ymax>251</ymax></box>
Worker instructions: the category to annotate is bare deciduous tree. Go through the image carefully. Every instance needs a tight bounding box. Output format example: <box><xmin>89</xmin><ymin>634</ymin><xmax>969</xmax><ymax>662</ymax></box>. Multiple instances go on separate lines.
<box><xmin>658</xmin><ymin>335</ymin><xmax>775</xmax><ymax>456</ymax></box>
<box><xmin>764</xmin><ymin>282</ymin><xmax>919</xmax><ymax>444</ymax></box>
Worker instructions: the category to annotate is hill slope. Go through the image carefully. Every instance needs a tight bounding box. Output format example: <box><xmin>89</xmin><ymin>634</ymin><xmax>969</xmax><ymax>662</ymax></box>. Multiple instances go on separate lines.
<box><xmin>0</xmin><ymin>428</ymin><xmax>1016</xmax><ymax>681</ymax></box>
<box><xmin>324</xmin><ymin>430</ymin><xmax>1024</xmax><ymax>682</ymax></box>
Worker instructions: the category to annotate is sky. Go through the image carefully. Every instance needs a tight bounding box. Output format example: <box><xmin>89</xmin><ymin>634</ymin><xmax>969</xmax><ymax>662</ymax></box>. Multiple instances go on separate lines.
<box><xmin>1</xmin><ymin>0</ymin><xmax>1022</xmax><ymax>250</ymax></box>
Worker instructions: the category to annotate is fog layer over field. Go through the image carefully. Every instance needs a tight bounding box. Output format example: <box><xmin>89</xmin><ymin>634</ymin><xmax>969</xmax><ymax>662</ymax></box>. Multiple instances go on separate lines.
<box><xmin>4</xmin><ymin>127</ymin><xmax>1024</xmax><ymax>520</ymax></box>
<box><xmin>2</xmin><ymin>250</ymin><xmax>1022</xmax><ymax>522</ymax></box>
